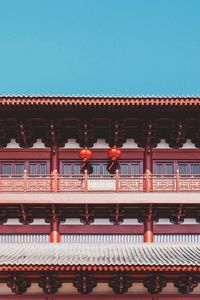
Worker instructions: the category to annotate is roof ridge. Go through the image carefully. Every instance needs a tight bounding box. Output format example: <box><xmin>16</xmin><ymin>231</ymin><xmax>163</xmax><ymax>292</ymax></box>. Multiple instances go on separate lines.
<box><xmin>0</xmin><ymin>95</ymin><xmax>200</xmax><ymax>98</ymax></box>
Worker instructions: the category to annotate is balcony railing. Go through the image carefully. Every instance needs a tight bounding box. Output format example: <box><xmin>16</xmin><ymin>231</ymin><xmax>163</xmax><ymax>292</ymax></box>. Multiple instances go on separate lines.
<box><xmin>0</xmin><ymin>170</ymin><xmax>200</xmax><ymax>193</ymax></box>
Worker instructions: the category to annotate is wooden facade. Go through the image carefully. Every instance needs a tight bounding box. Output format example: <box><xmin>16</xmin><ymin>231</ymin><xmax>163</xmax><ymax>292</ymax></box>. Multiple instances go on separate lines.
<box><xmin>0</xmin><ymin>96</ymin><xmax>200</xmax><ymax>298</ymax></box>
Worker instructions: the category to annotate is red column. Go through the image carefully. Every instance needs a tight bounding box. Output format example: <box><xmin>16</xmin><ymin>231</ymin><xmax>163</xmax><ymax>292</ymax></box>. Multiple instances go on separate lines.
<box><xmin>50</xmin><ymin>144</ymin><xmax>59</xmax><ymax>173</ymax></box>
<box><xmin>143</xmin><ymin>208</ymin><xmax>154</xmax><ymax>243</ymax></box>
<box><xmin>144</xmin><ymin>145</ymin><xmax>153</xmax><ymax>173</ymax></box>
<box><xmin>50</xmin><ymin>215</ymin><xmax>60</xmax><ymax>243</ymax></box>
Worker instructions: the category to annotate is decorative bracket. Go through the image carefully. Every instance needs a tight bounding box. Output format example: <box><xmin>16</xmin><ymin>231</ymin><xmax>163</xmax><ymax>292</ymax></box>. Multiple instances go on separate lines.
<box><xmin>80</xmin><ymin>204</ymin><xmax>95</xmax><ymax>225</ymax></box>
<box><xmin>170</xmin><ymin>204</ymin><xmax>185</xmax><ymax>224</ymax></box>
<box><xmin>174</xmin><ymin>274</ymin><xmax>199</xmax><ymax>294</ymax></box>
<box><xmin>38</xmin><ymin>274</ymin><xmax>62</xmax><ymax>294</ymax></box>
<box><xmin>109</xmin><ymin>275</ymin><xmax>132</xmax><ymax>294</ymax></box>
<box><xmin>109</xmin><ymin>204</ymin><xmax>125</xmax><ymax>224</ymax></box>
<box><xmin>73</xmin><ymin>275</ymin><xmax>97</xmax><ymax>294</ymax></box>
<box><xmin>144</xmin><ymin>275</ymin><xmax>167</xmax><ymax>294</ymax></box>
<box><xmin>7</xmin><ymin>275</ymin><xmax>31</xmax><ymax>294</ymax></box>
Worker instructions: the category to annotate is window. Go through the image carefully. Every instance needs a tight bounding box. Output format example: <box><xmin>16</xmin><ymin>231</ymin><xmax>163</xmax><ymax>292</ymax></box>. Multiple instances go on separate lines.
<box><xmin>191</xmin><ymin>164</ymin><xmax>200</xmax><ymax>174</ymax></box>
<box><xmin>0</xmin><ymin>161</ymin><xmax>49</xmax><ymax>176</ymax></box>
<box><xmin>154</xmin><ymin>161</ymin><xmax>200</xmax><ymax>175</ymax></box>
<box><xmin>155</xmin><ymin>163</ymin><xmax>174</xmax><ymax>174</ymax></box>
<box><xmin>60</xmin><ymin>160</ymin><xmax>143</xmax><ymax>175</ymax></box>
<box><xmin>178</xmin><ymin>163</ymin><xmax>200</xmax><ymax>174</ymax></box>
<box><xmin>120</xmin><ymin>162</ymin><xmax>142</xmax><ymax>174</ymax></box>
<box><xmin>62</xmin><ymin>163</ymin><xmax>81</xmax><ymax>175</ymax></box>
<box><xmin>178</xmin><ymin>163</ymin><xmax>188</xmax><ymax>174</ymax></box>
<box><xmin>2</xmin><ymin>164</ymin><xmax>12</xmax><ymax>175</ymax></box>
<box><xmin>29</xmin><ymin>163</ymin><xmax>47</xmax><ymax>175</ymax></box>
<box><xmin>1</xmin><ymin>162</ymin><xmax>25</xmax><ymax>176</ymax></box>
<box><xmin>15</xmin><ymin>164</ymin><xmax>24</xmax><ymax>175</ymax></box>
<box><xmin>91</xmin><ymin>163</ymin><xmax>109</xmax><ymax>175</ymax></box>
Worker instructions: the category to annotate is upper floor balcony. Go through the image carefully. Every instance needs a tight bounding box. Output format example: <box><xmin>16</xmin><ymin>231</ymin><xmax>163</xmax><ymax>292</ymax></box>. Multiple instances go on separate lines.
<box><xmin>1</xmin><ymin>170</ymin><xmax>200</xmax><ymax>193</ymax></box>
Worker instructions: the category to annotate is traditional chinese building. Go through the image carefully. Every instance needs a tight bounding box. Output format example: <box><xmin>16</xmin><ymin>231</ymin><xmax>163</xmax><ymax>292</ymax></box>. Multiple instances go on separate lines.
<box><xmin>0</xmin><ymin>96</ymin><xmax>200</xmax><ymax>299</ymax></box>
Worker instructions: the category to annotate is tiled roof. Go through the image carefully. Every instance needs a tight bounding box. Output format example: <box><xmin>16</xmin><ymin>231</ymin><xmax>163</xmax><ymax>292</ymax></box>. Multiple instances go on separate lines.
<box><xmin>0</xmin><ymin>242</ymin><xmax>200</xmax><ymax>272</ymax></box>
<box><xmin>0</xmin><ymin>96</ymin><xmax>200</xmax><ymax>107</ymax></box>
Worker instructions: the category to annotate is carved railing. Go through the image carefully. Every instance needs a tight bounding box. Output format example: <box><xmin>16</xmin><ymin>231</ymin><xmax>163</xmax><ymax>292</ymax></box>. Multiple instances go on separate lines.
<box><xmin>0</xmin><ymin>170</ymin><xmax>200</xmax><ymax>192</ymax></box>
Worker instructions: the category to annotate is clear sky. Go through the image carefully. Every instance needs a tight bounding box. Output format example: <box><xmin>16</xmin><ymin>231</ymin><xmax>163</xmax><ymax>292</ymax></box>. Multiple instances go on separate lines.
<box><xmin>0</xmin><ymin>0</ymin><xmax>200</xmax><ymax>95</ymax></box>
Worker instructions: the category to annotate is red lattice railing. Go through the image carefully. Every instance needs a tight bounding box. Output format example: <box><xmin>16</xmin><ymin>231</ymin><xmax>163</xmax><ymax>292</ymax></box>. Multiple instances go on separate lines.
<box><xmin>0</xmin><ymin>170</ymin><xmax>200</xmax><ymax>193</ymax></box>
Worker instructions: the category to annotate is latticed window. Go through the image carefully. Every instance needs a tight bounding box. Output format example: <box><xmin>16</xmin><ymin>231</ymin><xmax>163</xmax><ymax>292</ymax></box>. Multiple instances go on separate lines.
<box><xmin>91</xmin><ymin>163</ymin><xmax>109</xmax><ymax>174</ymax></box>
<box><xmin>191</xmin><ymin>164</ymin><xmax>200</xmax><ymax>174</ymax></box>
<box><xmin>154</xmin><ymin>161</ymin><xmax>200</xmax><ymax>174</ymax></box>
<box><xmin>0</xmin><ymin>161</ymin><xmax>49</xmax><ymax>175</ymax></box>
<box><xmin>62</xmin><ymin>163</ymin><xmax>81</xmax><ymax>174</ymax></box>
<box><xmin>178</xmin><ymin>163</ymin><xmax>200</xmax><ymax>174</ymax></box>
<box><xmin>1</xmin><ymin>162</ymin><xmax>25</xmax><ymax>176</ymax></box>
<box><xmin>154</xmin><ymin>163</ymin><xmax>174</xmax><ymax>174</ymax></box>
<box><xmin>120</xmin><ymin>162</ymin><xmax>142</xmax><ymax>174</ymax></box>
<box><xmin>29</xmin><ymin>163</ymin><xmax>47</xmax><ymax>175</ymax></box>
<box><xmin>60</xmin><ymin>160</ymin><xmax>143</xmax><ymax>175</ymax></box>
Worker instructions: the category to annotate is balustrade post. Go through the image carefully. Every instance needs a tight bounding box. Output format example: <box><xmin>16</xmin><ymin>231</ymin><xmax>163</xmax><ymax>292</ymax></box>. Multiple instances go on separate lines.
<box><xmin>115</xmin><ymin>169</ymin><xmax>119</xmax><ymax>192</ymax></box>
<box><xmin>176</xmin><ymin>169</ymin><xmax>180</xmax><ymax>192</ymax></box>
<box><xmin>144</xmin><ymin>144</ymin><xmax>153</xmax><ymax>192</ymax></box>
<box><xmin>23</xmin><ymin>170</ymin><xmax>27</xmax><ymax>192</ymax></box>
<box><xmin>53</xmin><ymin>170</ymin><xmax>59</xmax><ymax>192</ymax></box>
<box><xmin>145</xmin><ymin>170</ymin><xmax>151</xmax><ymax>192</ymax></box>
<box><xmin>84</xmin><ymin>169</ymin><xmax>88</xmax><ymax>192</ymax></box>
<box><xmin>115</xmin><ymin>170</ymin><xmax>119</xmax><ymax>193</ymax></box>
<box><xmin>50</xmin><ymin>144</ymin><xmax>59</xmax><ymax>192</ymax></box>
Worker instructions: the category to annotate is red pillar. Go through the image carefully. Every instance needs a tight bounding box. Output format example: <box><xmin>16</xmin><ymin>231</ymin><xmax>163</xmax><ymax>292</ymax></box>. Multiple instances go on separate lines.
<box><xmin>50</xmin><ymin>144</ymin><xmax>59</xmax><ymax>173</ymax></box>
<box><xmin>50</xmin><ymin>215</ymin><xmax>60</xmax><ymax>243</ymax></box>
<box><xmin>143</xmin><ymin>208</ymin><xmax>154</xmax><ymax>243</ymax></box>
<box><xmin>144</xmin><ymin>145</ymin><xmax>153</xmax><ymax>173</ymax></box>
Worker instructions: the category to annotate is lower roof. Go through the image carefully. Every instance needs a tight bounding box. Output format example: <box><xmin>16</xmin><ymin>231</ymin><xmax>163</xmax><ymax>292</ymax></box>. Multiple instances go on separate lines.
<box><xmin>0</xmin><ymin>241</ymin><xmax>199</xmax><ymax>272</ymax></box>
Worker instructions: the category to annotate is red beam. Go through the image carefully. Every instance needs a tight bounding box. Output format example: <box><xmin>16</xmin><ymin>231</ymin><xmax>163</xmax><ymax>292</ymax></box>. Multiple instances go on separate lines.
<box><xmin>153</xmin><ymin>149</ymin><xmax>200</xmax><ymax>160</ymax></box>
<box><xmin>0</xmin><ymin>148</ymin><xmax>50</xmax><ymax>159</ymax></box>
<box><xmin>1</xmin><ymin>148</ymin><xmax>199</xmax><ymax>161</ymax></box>
<box><xmin>1</xmin><ymin>295</ymin><xmax>200</xmax><ymax>299</ymax></box>
<box><xmin>2</xmin><ymin>192</ymin><xmax>200</xmax><ymax>204</ymax></box>
<box><xmin>0</xmin><ymin>224</ymin><xmax>199</xmax><ymax>235</ymax></box>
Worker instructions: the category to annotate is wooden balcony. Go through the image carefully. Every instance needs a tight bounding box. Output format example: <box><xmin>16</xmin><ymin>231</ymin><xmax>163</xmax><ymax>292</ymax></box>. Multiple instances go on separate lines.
<box><xmin>0</xmin><ymin>170</ymin><xmax>200</xmax><ymax>193</ymax></box>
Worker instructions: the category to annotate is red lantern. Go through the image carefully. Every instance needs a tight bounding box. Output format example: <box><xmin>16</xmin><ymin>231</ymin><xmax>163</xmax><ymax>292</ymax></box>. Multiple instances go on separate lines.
<box><xmin>79</xmin><ymin>148</ymin><xmax>93</xmax><ymax>161</ymax></box>
<box><xmin>107</xmin><ymin>146</ymin><xmax>122</xmax><ymax>161</ymax></box>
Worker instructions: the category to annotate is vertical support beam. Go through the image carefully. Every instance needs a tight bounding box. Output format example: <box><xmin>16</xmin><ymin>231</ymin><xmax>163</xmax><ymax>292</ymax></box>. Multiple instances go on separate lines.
<box><xmin>50</xmin><ymin>144</ymin><xmax>59</xmax><ymax>173</ymax></box>
<box><xmin>50</xmin><ymin>213</ymin><xmax>61</xmax><ymax>243</ymax></box>
<box><xmin>116</xmin><ymin>169</ymin><xmax>119</xmax><ymax>192</ymax></box>
<box><xmin>145</xmin><ymin>170</ymin><xmax>150</xmax><ymax>192</ymax></box>
<box><xmin>84</xmin><ymin>169</ymin><xmax>88</xmax><ymax>192</ymax></box>
<box><xmin>143</xmin><ymin>205</ymin><xmax>154</xmax><ymax>243</ymax></box>
<box><xmin>53</xmin><ymin>170</ymin><xmax>59</xmax><ymax>192</ymax></box>
<box><xmin>176</xmin><ymin>169</ymin><xmax>180</xmax><ymax>192</ymax></box>
<box><xmin>50</xmin><ymin>145</ymin><xmax>59</xmax><ymax>192</ymax></box>
<box><xmin>23</xmin><ymin>170</ymin><xmax>27</xmax><ymax>192</ymax></box>
<box><xmin>144</xmin><ymin>145</ymin><xmax>153</xmax><ymax>192</ymax></box>
<box><xmin>144</xmin><ymin>145</ymin><xmax>153</xmax><ymax>173</ymax></box>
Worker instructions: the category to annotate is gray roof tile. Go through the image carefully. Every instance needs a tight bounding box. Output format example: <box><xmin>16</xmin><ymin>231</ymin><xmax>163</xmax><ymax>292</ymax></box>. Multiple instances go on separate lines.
<box><xmin>0</xmin><ymin>242</ymin><xmax>199</xmax><ymax>268</ymax></box>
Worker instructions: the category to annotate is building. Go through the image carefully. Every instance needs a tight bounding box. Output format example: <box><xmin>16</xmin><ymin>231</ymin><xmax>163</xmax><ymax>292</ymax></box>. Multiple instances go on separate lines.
<box><xmin>0</xmin><ymin>96</ymin><xmax>200</xmax><ymax>299</ymax></box>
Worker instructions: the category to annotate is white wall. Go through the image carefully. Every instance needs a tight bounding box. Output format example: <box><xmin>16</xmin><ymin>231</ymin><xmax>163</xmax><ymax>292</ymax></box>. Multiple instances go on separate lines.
<box><xmin>157</xmin><ymin>139</ymin><xmax>196</xmax><ymax>149</ymax></box>
<box><xmin>3</xmin><ymin>138</ymin><xmax>198</xmax><ymax>149</ymax></box>
<box><xmin>6</xmin><ymin>139</ymin><xmax>46</xmax><ymax>148</ymax></box>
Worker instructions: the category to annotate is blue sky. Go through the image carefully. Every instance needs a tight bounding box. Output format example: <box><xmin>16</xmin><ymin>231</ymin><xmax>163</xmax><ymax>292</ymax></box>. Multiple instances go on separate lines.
<box><xmin>0</xmin><ymin>0</ymin><xmax>200</xmax><ymax>95</ymax></box>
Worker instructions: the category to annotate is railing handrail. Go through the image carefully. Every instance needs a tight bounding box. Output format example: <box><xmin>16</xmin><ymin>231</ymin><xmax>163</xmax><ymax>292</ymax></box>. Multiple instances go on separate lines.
<box><xmin>1</xmin><ymin>172</ymin><xmax>200</xmax><ymax>177</ymax></box>
<box><xmin>0</xmin><ymin>172</ymin><xmax>200</xmax><ymax>193</ymax></box>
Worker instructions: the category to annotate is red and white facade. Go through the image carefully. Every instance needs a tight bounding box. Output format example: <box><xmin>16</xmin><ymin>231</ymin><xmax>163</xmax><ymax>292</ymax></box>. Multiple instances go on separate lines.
<box><xmin>0</xmin><ymin>96</ymin><xmax>200</xmax><ymax>299</ymax></box>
